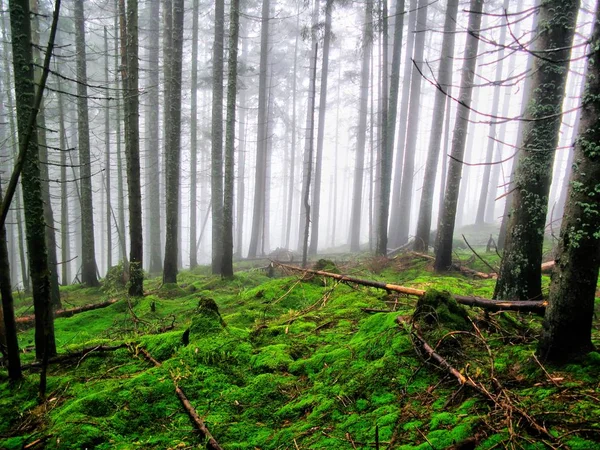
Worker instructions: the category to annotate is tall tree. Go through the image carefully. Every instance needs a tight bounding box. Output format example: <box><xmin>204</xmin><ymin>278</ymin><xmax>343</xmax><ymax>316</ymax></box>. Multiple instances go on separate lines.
<box><xmin>377</xmin><ymin>0</ymin><xmax>405</xmax><ymax>256</ymax></box>
<box><xmin>162</xmin><ymin>0</ymin><xmax>184</xmax><ymax>283</ymax></box>
<box><xmin>222</xmin><ymin>0</ymin><xmax>240</xmax><ymax>277</ymax></box>
<box><xmin>211</xmin><ymin>0</ymin><xmax>225</xmax><ymax>272</ymax></box>
<box><xmin>189</xmin><ymin>0</ymin><xmax>199</xmax><ymax>268</ymax></box>
<box><xmin>396</xmin><ymin>0</ymin><xmax>428</xmax><ymax>246</ymax></box>
<box><xmin>414</xmin><ymin>0</ymin><xmax>459</xmax><ymax>252</ymax></box>
<box><xmin>73</xmin><ymin>0</ymin><xmax>99</xmax><ymax>286</ymax></box>
<box><xmin>145</xmin><ymin>0</ymin><xmax>162</xmax><ymax>274</ymax></box>
<box><xmin>348</xmin><ymin>0</ymin><xmax>373</xmax><ymax>252</ymax></box>
<box><xmin>247</xmin><ymin>0</ymin><xmax>270</xmax><ymax>258</ymax></box>
<box><xmin>434</xmin><ymin>0</ymin><xmax>483</xmax><ymax>271</ymax></box>
<box><xmin>308</xmin><ymin>0</ymin><xmax>334</xmax><ymax>255</ymax></box>
<box><xmin>235</xmin><ymin>25</ymin><xmax>248</xmax><ymax>257</ymax></box>
<box><xmin>120</xmin><ymin>0</ymin><xmax>144</xmax><ymax>296</ymax></box>
<box><xmin>8</xmin><ymin>0</ymin><xmax>56</xmax><ymax>360</ymax></box>
<box><xmin>537</xmin><ymin>4</ymin><xmax>600</xmax><ymax>362</ymax></box>
<box><xmin>494</xmin><ymin>0</ymin><xmax>579</xmax><ymax>300</ymax></box>
<box><xmin>104</xmin><ymin>27</ymin><xmax>112</xmax><ymax>271</ymax></box>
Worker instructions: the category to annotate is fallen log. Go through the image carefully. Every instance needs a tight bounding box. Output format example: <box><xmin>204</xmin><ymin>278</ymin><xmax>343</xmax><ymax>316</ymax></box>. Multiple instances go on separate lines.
<box><xmin>541</xmin><ymin>261</ymin><xmax>555</xmax><ymax>274</ymax></box>
<box><xmin>16</xmin><ymin>299</ymin><xmax>119</xmax><ymax>328</ymax></box>
<box><xmin>20</xmin><ymin>344</ymin><xmax>126</xmax><ymax>370</ymax></box>
<box><xmin>274</xmin><ymin>263</ymin><xmax>546</xmax><ymax>315</ymax></box>
<box><xmin>138</xmin><ymin>348</ymin><xmax>223</xmax><ymax>450</ymax></box>
<box><xmin>410</xmin><ymin>252</ymin><xmax>496</xmax><ymax>279</ymax></box>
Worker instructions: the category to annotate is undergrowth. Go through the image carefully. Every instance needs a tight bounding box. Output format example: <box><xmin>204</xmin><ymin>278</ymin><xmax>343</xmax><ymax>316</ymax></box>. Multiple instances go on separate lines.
<box><xmin>1</xmin><ymin>252</ymin><xmax>599</xmax><ymax>449</ymax></box>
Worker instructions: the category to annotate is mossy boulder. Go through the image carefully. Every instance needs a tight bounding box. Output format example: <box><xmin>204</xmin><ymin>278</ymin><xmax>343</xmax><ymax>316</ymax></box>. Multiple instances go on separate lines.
<box><xmin>189</xmin><ymin>298</ymin><xmax>227</xmax><ymax>336</ymax></box>
<box><xmin>414</xmin><ymin>289</ymin><xmax>470</xmax><ymax>330</ymax></box>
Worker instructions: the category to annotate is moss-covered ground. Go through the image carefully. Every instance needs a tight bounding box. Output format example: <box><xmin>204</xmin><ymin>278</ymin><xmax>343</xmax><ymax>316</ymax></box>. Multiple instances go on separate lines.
<box><xmin>1</xmin><ymin>251</ymin><xmax>599</xmax><ymax>449</ymax></box>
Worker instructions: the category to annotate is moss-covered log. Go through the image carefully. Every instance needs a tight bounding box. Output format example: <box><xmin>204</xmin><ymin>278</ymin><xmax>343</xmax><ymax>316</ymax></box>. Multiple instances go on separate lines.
<box><xmin>15</xmin><ymin>299</ymin><xmax>119</xmax><ymax>329</ymax></box>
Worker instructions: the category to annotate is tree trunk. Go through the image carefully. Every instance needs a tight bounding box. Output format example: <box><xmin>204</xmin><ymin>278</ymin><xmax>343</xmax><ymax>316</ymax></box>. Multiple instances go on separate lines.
<box><xmin>146</xmin><ymin>0</ymin><xmax>162</xmax><ymax>274</ymax></box>
<box><xmin>189</xmin><ymin>0</ymin><xmax>199</xmax><ymax>268</ymax></box>
<box><xmin>235</xmin><ymin>25</ymin><xmax>247</xmax><ymax>257</ymax></box>
<box><xmin>434</xmin><ymin>0</ymin><xmax>483</xmax><ymax>272</ymax></box>
<box><xmin>308</xmin><ymin>0</ymin><xmax>333</xmax><ymax>256</ymax></box>
<box><xmin>74</xmin><ymin>0</ymin><xmax>99</xmax><ymax>287</ymax></box>
<box><xmin>414</xmin><ymin>0</ymin><xmax>458</xmax><ymax>252</ymax></box>
<box><xmin>56</xmin><ymin>73</ymin><xmax>70</xmax><ymax>285</ymax></box>
<box><xmin>247</xmin><ymin>0</ymin><xmax>270</xmax><ymax>258</ymax></box>
<box><xmin>494</xmin><ymin>0</ymin><xmax>579</xmax><ymax>300</ymax></box>
<box><xmin>162</xmin><ymin>0</ymin><xmax>184</xmax><ymax>284</ymax></box>
<box><xmin>103</xmin><ymin>27</ymin><xmax>112</xmax><ymax>271</ymax></box>
<box><xmin>348</xmin><ymin>0</ymin><xmax>373</xmax><ymax>252</ymax></box>
<box><xmin>210</xmin><ymin>0</ymin><xmax>225</xmax><ymax>273</ymax></box>
<box><xmin>221</xmin><ymin>0</ymin><xmax>240</xmax><ymax>277</ymax></box>
<box><xmin>388</xmin><ymin>0</ymin><xmax>416</xmax><ymax>247</ymax></box>
<box><xmin>538</xmin><ymin>3</ymin><xmax>600</xmax><ymax>362</ymax></box>
<box><xmin>9</xmin><ymin>0</ymin><xmax>56</xmax><ymax>359</ymax></box>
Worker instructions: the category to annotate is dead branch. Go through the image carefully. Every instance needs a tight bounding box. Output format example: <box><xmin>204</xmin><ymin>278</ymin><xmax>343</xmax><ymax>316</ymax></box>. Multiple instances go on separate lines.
<box><xmin>274</xmin><ymin>263</ymin><xmax>546</xmax><ymax>314</ymax></box>
<box><xmin>16</xmin><ymin>299</ymin><xmax>119</xmax><ymax>329</ymax></box>
<box><xmin>137</xmin><ymin>348</ymin><xmax>224</xmax><ymax>450</ymax></box>
<box><xmin>20</xmin><ymin>344</ymin><xmax>126</xmax><ymax>370</ymax></box>
<box><xmin>410</xmin><ymin>251</ymin><xmax>495</xmax><ymax>279</ymax></box>
<box><xmin>461</xmin><ymin>235</ymin><xmax>499</xmax><ymax>275</ymax></box>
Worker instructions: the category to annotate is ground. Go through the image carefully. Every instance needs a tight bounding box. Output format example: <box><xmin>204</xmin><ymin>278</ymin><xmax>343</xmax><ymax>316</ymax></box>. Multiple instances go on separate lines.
<box><xmin>1</xmin><ymin>244</ymin><xmax>599</xmax><ymax>449</ymax></box>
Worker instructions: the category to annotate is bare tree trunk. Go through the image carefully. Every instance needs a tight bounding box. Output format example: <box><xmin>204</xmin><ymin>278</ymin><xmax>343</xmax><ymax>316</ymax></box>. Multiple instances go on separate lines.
<box><xmin>210</xmin><ymin>0</ymin><xmax>225</xmax><ymax>273</ymax></box>
<box><xmin>57</xmin><ymin>75</ymin><xmax>70</xmax><ymax>285</ymax></box>
<box><xmin>494</xmin><ymin>0</ymin><xmax>578</xmax><ymax>300</ymax></box>
<box><xmin>247</xmin><ymin>0</ymin><xmax>270</xmax><ymax>258</ymax></box>
<box><xmin>349</xmin><ymin>0</ymin><xmax>373</xmax><ymax>252</ymax></box>
<box><xmin>235</xmin><ymin>25</ymin><xmax>247</xmax><ymax>257</ymax></box>
<box><xmin>189</xmin><ymin>0</ymin><xmax>199</xmax><ymax>268</ymax></box>
<box><xmin>434</xmin><ymin>0</ymin><xmax>483</xmax><ymax>272</ymax></box>
<box><xmin>538</xmin><ymin>3</ymin><xmax>600</xmax><ymax>362</ymax></box>
<box><xmin>103</xmin><ymin>27</ymin><xmax>112</xmax><ymax>271</ymax></box>
<box><xmin>163</xmin><ymin>0</ymin><xmax>184</xmax><ymax>283</ymax></box>
<box><xmin>388</xmin><ymin>0</ymin><xmax>416</xmax><ymax>247</ymax></box>
<box><xmin>221</xmin><ymin>0</ymin><xmax>240</xmax><ymax>277</ymax></box>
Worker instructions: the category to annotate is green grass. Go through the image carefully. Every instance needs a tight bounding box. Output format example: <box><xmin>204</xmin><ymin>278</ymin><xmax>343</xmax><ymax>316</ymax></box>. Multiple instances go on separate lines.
<box><xmin>2</xmin><ymin>256</ymin><xmax>599</xmax><ymax>449</ymax></box>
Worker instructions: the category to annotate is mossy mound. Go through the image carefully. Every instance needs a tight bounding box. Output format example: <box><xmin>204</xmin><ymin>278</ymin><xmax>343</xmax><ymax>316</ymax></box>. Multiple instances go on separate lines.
<box><xmin>414</xmin><ymin>289</ymin><xmax>471</xmax><ymax>330</ymax></box>
<box><xmin>313</xmin><ymin>259</ymin><xmax>340</xmax><ymax>274</ymax></box>
<box><xmin>189</xmin><ymin>297</ymin><xmax>227</xmax><ymax>336</ymax></box>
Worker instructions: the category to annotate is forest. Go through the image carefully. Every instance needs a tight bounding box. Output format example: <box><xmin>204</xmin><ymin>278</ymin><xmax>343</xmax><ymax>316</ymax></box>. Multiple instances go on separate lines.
<box><xmin>1</xmin><ymin>0</ymin><xmax>599</xmax><ymax>448</ymax></box>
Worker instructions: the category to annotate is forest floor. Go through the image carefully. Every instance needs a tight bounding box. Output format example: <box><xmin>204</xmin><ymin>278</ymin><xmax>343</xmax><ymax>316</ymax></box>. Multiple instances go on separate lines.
<box><xmin>1</xmin><ymin>231</ymin><xmax>600</xmax><ymax>449</ymax></box>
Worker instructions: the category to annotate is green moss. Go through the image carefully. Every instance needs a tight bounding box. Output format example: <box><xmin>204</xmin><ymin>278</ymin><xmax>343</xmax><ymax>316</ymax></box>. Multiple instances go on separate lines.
<box><xmin>415</xmin><ymin>289</ymin><xmax>470</xmax><ymax>330</ymax></box>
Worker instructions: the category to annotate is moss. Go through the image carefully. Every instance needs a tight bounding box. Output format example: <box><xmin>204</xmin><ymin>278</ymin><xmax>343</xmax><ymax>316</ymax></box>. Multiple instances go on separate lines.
<box><xmin>414</xmin><ymin>289</ymin><xmax>470</xmax><ymax>330</ymax></box>
<box><xmin>313</xmin><ymin>259</ymin><xmax>340</xmax><ymax>274</ymax></box>
<box><xmin>251</xmin><ymin>344</ymin><xmax>293</xmax><ymax>372</ymax></box>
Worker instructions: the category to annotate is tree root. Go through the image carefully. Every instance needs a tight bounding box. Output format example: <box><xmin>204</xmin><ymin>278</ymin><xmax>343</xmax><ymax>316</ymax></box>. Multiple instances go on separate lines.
<box><xmin>136</xmin><ymin>347</ymin><xmax>223</xmax><ymax>450</ymax></box>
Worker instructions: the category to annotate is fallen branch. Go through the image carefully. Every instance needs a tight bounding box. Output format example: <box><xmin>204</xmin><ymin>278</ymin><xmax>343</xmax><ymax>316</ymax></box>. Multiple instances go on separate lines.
<box><xmin>406</xmin><ymin>319</ymin><xmax>558</xmax><ymax>446</ymax></box>
<box><xmin>274</xmin><ymin>263</ymin><xmax>546</xmax><ymax>314</ymax></box>
<box><xmin>137</xmin><ymin>348</ymin><xmax>223</xmax><ymax>450</ymax></box>
<box><xmin>20</xmin><ymin>344</ymin><xmax>126</xmax><ymax>370</ymax></box>
<box><xmin>16</xmin><ymin>299</ymin><xmax>119</xmax><ymax>328</ymax></box>
<box><xmin>410</xmin><ymin>251</ymin><xmax>496</xmax><ymax>280</ymax></box>
<box><xmin>541</xmin><ymin>261</ymin><xmax>555</xmax><ymax>273</ymax></box>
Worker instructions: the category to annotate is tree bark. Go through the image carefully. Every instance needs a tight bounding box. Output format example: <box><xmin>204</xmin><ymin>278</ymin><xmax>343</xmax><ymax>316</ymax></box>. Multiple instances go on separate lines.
<box><xmin>538</xmin><ymin>3</ymin><xmax>600</xmax><ymax>362</ymax></box>
<box><xmin>414</xmin><ymin>0</ymin><xmax>458</xmax><ymax>252</ymax></box>
<box><xmin>221</xmin><ymin>0</ymin><xmax>240</xmax><ymax>277</ymax></box>
<box><xmin>189</xmin><ymin>0</ymin><xmax>199</xmax><ymax>268</ymax></box>
<box><xmin>73</xmin><ymin>0</ymin><xmax>99</xmax><ymax>287</ymax></box>
<box><xmin>434</xmin><ymin>0</ymin><xmax>483</xmax><ymax>272</ymax></box>
<box><xmin>494</xmin><ymin>0</ymin><xmax>579</xmax><ymax>300</ymax></box>
<box><xmin>162</xmin><ymin>0</ymin><xmax>184</xmax><ymax>283</ymax></box>
<box><xmin>210</xmin><ymin>0</ymin><xmax>225</xmax><ymax>272</ymax></box>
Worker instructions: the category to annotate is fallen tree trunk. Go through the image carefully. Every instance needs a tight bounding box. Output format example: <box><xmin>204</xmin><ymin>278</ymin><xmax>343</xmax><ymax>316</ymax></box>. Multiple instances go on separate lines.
<box><xmin>20</xmin><ymin>344</ymin><xmax>126</xmax><ymax>370</ymax></box>
<box><xmin>410</xmin><ymin>252</ymin><xmax>496</xmax><ymax>279</ymax></box>
<box><xmin>541</xmin><ymin>261</ymin><xmax>555</xmax><ymax>273</ymax></box>
<box><xmin>16</xmin><ymin>299</ymin><xmax>119</xmax><ymax>329</ymax></box>
<box><xmin>138</xmin><ymin>348</ymin><xmax>224</xmax><ymax>450</ymax></box>
<box><xmin>274</xmin><ymin>263</ymin><xmax>546</xmax><ymax>315</ymax></box>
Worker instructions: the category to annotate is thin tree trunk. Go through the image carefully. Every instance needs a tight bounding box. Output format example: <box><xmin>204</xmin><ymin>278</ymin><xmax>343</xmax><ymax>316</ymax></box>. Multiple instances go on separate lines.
<box><xmin>104</xmin><ymin>27</ymin><xmax>112</xmax><ymax>271</ymax></box>
<box><xmin>494</xmin><ymin>0</ymin><xmax>579</xmax><ymax>300</ymax></box>
<box><xmin>235</xmin><ymin>25</ymin><xmax>247</xmax><ymax>257</ymax></box>
<box><xmin>163</xmin><ymin>0</ymin><xmax>184</xmax><ymax>283</ymax></box>
<box><xmin>189</xmin><ymin>0</ymin><xmax>199</xmax><ymax>268</ymax></box>
<box><xmin>56</xmin><ymin>73</ymin><xmax>70</xmax><ymax>285</ymax></box>
<box><xmin>434</xmin><ymin>0</ymin><xmax>483</xmax><ymax>272</ymax></box>
<box><xmin>210</xmin><ymin>0</ymin><xmax>225</xmax><ymax>273</ymax></box>
<box><xmin>349</xmin><ymin>0</ymin><xmax>373</xmax><ymax>252</ymax></box>
<box><xmin>74</xmin><ymin>0</ymin><xmax>99</xmax><ymax>286</ymax></box>
<box><xmin>221</xmin><ymin>0</ymin><xmax>240</xmax><ymax>277</ymax></box>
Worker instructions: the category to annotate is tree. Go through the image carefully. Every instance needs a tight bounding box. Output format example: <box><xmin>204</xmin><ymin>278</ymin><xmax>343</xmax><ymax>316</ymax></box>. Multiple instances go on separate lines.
<box><xmin>8</xmin><ymin>0</ymin><xmax>56</xmax><ymax>360</ymax></box>
<box><xmin>434</xmin><ymin>0</ymin><xmax>483</xmax><ymax>272</ymax></box>
<box><xmin>247</xmin><ymin>0</ymin><xmax>270</xmax><ymax>258</ymax></box>
<box><xmin>537</xmin><ymin>4</ymin><xmax>600</xmax><ymax>363</ymax></box>
<box><xmin>377</xmin><ymin>0</ymin><xmax>405</xmax><ymax>256</ymax></box>
<box><xmin>494</xmin><ymin>0</ymin><xmax>579</xmax><ymax>300</ymax></box>
<box><xmin>163</xmin><ymin>0</ymin><xmax>184</xmax><ymax>283</ymax></box>
<box><xmin>222</xmin><ymin>0</ymin><xmax>241</xmax><ymax>277</ymax></box>
<box><xmin>145</xmin><ymin>0</ymin><xmax>162</xmax><ymax>274</ymax></box>
<box><xmin>73</xmin><ymin>0</ymin><xmax>99</xmax><ymax>287</ymax></box>
<box><xmin>414</xmin><ymin>0</ymin><xmax>458</xmax><ymax>252</ymax></box>
<box><xmin>104</xmin><ymin>27</ymin><xmax>112</xmax><ymax>271</ymax></box>
<box><xmin>348</xmin><ymin>0</ymin><xmax>373</xmax><ymax>252</ymax></box>
<box><xmin>120</xmin><ymin>0</ymin><xmax>144</xmax><ymax>296</ymax></box>
<box><xmin>189</xmin><ymin>0</ymin><xmax>199</xmax><ymax>268</ymax></box>
<box><xmin>211</xmin><ymin>0</ymin><xmax>225</xmax><ymax>272</ymax></box>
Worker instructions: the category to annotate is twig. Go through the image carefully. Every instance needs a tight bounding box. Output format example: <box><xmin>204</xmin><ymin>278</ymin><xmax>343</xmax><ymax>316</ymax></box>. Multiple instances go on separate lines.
<box><xmin>462</xmin><ymin>234</ymin><xmax>499</xmax><ymax>274</ymax></box>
